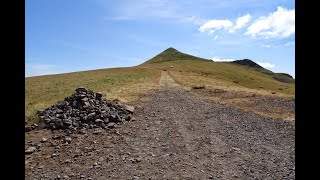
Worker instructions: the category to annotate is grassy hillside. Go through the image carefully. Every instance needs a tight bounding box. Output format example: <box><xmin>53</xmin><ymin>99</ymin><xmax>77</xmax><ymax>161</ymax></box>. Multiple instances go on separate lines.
<box><xmin>231</xmin><ymin>59</ymin><xmax>295</xmax><ymax>83</ymax></box>
<box><xmin>141</xmin><ymin>60</ymin><xmax>295</xmax><ymax>95</ymax></box>
<box><xmin>231</xmin><ymin>59</ymin><xmax>274</xmax><ymax>75</ymax></box>
<box><xmin>26</xmin><ymin>47</ymin><xmax>294</xmax><ymax>123</ymax></box>
<box><xmin>272</xmin><ymin>73</ymin><xmax>295</xmax><ymax>83</ymax></box>
<box><xmin>143</xmin><ymin>47</ymin><xmax>210</xmax><ymax>64</ymax></box>
<box><xmin>26</xmin><ymin>67</ymin><xmax>161</xmax><ymax>123</ymax></box>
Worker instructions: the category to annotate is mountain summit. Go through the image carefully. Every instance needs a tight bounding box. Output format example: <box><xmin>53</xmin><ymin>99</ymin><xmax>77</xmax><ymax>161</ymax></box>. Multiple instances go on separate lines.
<box><xmin>232</xmin><ymin>59</ymin><xmax>264</xmax><ymax>69</ymax></box>
<box><xmin>143</xmin><ymin>47</ymin><xmax>209</xmax><ymax>64</ymax></box>
<box><xmin>231</xmin><ymin>59</ymin><xmax>294</xmax><ymax>82</ymax></box>
<box><xmin>142</xmin><ymin>47</ymin><xmax>294</xmax><ymax>83</ymax></box>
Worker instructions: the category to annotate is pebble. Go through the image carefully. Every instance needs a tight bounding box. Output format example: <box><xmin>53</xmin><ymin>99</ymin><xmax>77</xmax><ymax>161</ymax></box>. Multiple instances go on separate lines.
<box><xmin>65</xmin><ymin>137</ymin><xmax>72</xmax><ymax>143</ymax></box>
<box><xmin>93</xmin><ymin>129</ymin><xmax>102</xmax><ymax>134</ymax></box>
<box><xmin>25</xmin><ymin>147</ymin><xmax>36</xmax><ymax>154</ymax></box>
<box><xmin>41</xmin><ymin>137</ymin><xmax>48</xmax><ymax>143</ymax></box>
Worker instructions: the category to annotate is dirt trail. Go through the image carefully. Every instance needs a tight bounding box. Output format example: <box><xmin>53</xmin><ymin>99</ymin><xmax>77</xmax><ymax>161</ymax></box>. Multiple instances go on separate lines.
<box><xmin>25</xmin><ymin>71</ymin><xmax>295</xmax><ymax>179</ymax></box>
<box><xmin>159</xmin><ymin>71</ymin><xmax>180</xmax><ymax>88</ymax></box>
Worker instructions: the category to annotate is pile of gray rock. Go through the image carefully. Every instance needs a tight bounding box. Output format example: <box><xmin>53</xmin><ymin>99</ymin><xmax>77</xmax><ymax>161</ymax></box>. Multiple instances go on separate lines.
<box><xmin>31</xmin><ymin>87</ymin><xmax>134</xmax><ymax>134</ymax></box>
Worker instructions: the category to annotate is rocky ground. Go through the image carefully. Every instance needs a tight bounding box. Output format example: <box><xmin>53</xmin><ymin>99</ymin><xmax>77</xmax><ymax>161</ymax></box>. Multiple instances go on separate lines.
<box><xmin>25</xmin><ymin>71</ymin><xmax>295</xmax><ymax>179</ymax></box>
<box><xmin>190</xmin><ymin>87</ymin><xmax>295</xmax><ymax>121</ymax></box>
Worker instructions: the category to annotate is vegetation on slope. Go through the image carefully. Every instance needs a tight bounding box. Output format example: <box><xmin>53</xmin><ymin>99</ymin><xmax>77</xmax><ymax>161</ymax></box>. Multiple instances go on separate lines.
<box><xmin>232</xmin><ymin>59</ymin><xmax>295</xmax><ymax>83</ymax></box>
<box><xmin>26</xmin><ymin>47</ymin><xmax>295</xmax><ymax>122</ymax></box>
<box><xmin>272</xmin><ymin>73</ymin><xmax>295</xmax><ymax>83</ymax></box>
<box><xmin>26</xmin><ymin>67</ymin><xmax>161</xmax><ymax>123</ymax></box>
<box><xmin>231</xmin><ymin>59</ymin><xmax>274</xmax><ymax>75</ymax></box>
<box><xmin>141</xmin><ymin>60</ymin><xmax>295</xmax><ymax>95</ymax></box>
<box><xmin>232</xmin><ymin>59</ymin><xmax>264</xmax><ymax>68</ymax></box>
<box><xmin>143</xmin><ymin>47</ymin><xmax>210</xmax><ymax>64</ymax></box>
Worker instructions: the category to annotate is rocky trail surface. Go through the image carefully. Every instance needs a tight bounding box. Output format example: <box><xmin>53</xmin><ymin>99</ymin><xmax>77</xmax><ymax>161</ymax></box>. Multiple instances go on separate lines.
<box><xmin>25</xmin><ymin>71</ymin><xmax>295</xmax><ymax>179</ymax></box>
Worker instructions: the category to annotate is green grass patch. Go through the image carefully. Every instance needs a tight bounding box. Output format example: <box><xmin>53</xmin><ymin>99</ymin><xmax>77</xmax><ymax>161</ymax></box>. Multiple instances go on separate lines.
<box><xmin>26</xmin><ymin>67</ymin><xmax>161</xmax><ymax>123</ymax></box>
<box><xmin>141</xmin><ymin>59</ymin><xmax>294</xmax><ymax>95</ymax></box>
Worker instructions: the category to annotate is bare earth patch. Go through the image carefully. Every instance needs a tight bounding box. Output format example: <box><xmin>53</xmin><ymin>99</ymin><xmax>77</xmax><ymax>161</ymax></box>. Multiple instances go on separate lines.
<box><xmin>190</xmin><ymin>88</ymin><xmax>295</xmax><ymax>121</ymax></box>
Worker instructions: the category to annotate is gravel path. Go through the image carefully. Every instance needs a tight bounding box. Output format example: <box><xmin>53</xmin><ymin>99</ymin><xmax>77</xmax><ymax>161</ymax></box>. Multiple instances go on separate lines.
<box><xmin>25</xmin><ymin>71</ymin><xmax>295</xmax><ymax>179</ymax></box>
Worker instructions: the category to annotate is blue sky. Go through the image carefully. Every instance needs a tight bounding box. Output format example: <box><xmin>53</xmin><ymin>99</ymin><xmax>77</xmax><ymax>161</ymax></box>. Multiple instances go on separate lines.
<box><xmin>26</xmin><ymin>0</ymin><xmax>295</xmax><ymax>77</ymax></box>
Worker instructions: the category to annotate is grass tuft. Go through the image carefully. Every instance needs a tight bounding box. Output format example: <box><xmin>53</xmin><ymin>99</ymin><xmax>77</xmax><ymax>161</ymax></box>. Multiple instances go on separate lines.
<box><xmin>192</xmin><ymin>86</ymin><xmax>205</xmax><ymax>89</ymax></box>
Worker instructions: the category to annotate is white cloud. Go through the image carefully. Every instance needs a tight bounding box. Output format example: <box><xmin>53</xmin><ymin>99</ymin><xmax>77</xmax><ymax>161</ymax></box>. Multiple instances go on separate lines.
<box><xmin>199</xmin><ymin>14</ymin><xmax>251</xmax><ymax>35</ymax></box>
<box><xmin>245</xmin><ymin>6</ymin><xmax>295</xmax><ymax>38</ymax></box>
<box><xmin>257</xmin><ymin>62</ymin><xmax>275</xmax><ymax>69</ymax></box>
<box><xmin>231</xmin><ymin>14</ymin><xmax>252</xmax><ymax>31</ymax></box>
<box><xmin>261</xmin><ymin>44</ymin><xmax>272</xmax><ymax>48</ymax></box>
<box><xmin>211</xmin><ymin>56</ymin><xmax>234</xmax><ymax>62</ymax></box>
<box><xmin>199</xmin><ymin>20</ymin><xmax>233</xmax><ymax>34</ymax></box>
<box><xmin>285</xmin><ymin>41</ymin><xmax>295</xmax><ymax>46</ymax></box>
<box><xmin>25</xmin><ymin>64</ymin><xmax>58</xmax><ymax>77</ymax></box>
<box><xmin>214</xmin><ymin>35</ymin><xmax>219</xmax><ymax>40</ymax></box>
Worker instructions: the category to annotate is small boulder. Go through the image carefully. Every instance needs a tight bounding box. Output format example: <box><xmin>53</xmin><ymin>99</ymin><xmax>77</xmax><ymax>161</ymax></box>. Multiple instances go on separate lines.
<box><xmin>95</xmin><ymin>119</ymin><xmax>103</xmax><ymax>124</ymax></box>
<box><xmin>96</xmin><ymin>92</ymin><xmax>102</xmax><ymax>100</ymax></box>
<box><xmin>65</xmin><ymin>137</ymin><xmax>72</xmax><ymax>143</ymax></box>
<box><xmin>75</xmin><ymin>87</ymin><xmax>86</xmax><ymax>92</ymax></box>
<box><xmin>78</xmin><ymin>129</ymin><xmax>86</xmax><ymax>134</ymax></box>
<box><xmin>107</xmin><ymin>122</ymin><xmax>116</xmax><ymax>128</ymax></box>
<box><xmin>25</xmin><ymin>147</ymin><xmax>36</xmax><ymax>154</ymax></box>
<box><xmin>124</xmin><ymin>105</ymin><xmax>135</xmax><ymax>113</ymax></box>
<box><xmin>41</xmin><ymin>137</ymin><xmax>48</xmax><ymax>143</ymax></box>
<box><xmin>25</xmin><ymin>126</ymin><xmax>32</xmax><ymax>132</ymax></box>
<box><xmin>93</xmin><ymin>129</ymin><xmax>102</xmax><ymax>134</ymax></box>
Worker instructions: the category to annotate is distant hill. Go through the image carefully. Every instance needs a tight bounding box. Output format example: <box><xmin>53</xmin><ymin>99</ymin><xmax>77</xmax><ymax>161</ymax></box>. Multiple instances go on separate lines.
<box><xmin>144</xmin><ymin>49</ymin><xmax>294</xmax><ymax>83</ymax></box>
<box><xmin>232</xmin><ymin>59</ymin><xmax>264</xmax><ymax>69</ymax></box>
<box><xmin>231</xmin><ymin>59</ymin><xmax>294</xmax><ymax>83</ymax></box>
<box><xmin>272</xmin><ymin>73</ymin><xmax>295</xmax><ymax>83</ymax></box>
<box><xmin>143</xmin><ymin>47</ymin><xmax>210</xmax><ymax>64</ymax></box>
<box><xmin>231</xmin><ymin>59</ymin><xmax>273</xmax><ymax>75</ymax></box>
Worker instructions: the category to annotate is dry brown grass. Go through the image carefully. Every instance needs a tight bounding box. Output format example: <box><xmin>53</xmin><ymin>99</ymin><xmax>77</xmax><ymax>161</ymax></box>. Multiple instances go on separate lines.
<box><xmin>190</xmin><ymin>88</ymin><xmax>295</xmax><ymax>121</ymax></box>
<box><xmin>26</xmin><ymin>67</ymin><xmax>161</xmax><ymax>123</ymax></box>
<box><xmin>26</xmin><ymin>53</ymin><xmax>295</xmax><ymax>123</ymax></box>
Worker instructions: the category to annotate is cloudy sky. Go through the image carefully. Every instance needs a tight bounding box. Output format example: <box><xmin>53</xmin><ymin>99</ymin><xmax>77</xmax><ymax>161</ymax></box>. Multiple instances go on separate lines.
<box><xmin>26</xmin><ymin>0</ymin><xmax>295</xmax><ymax>77</ymax></box>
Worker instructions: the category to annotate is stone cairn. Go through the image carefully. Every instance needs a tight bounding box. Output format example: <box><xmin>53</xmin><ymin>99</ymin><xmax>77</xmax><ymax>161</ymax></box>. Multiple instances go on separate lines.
<box><xmin>28</xmin><ymin>87</ymin><xmax>134</xmax><ymax>134</ymax></box>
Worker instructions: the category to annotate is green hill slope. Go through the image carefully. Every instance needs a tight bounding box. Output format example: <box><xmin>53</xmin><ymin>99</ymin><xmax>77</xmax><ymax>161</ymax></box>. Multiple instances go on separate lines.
<box><xmin>141</xmin><ymin>60</ymin><xmax>294</xmax><ymax>94</ymax></box>
<box><xmin>143</xmin><ymin>47</ymin><xmax>210</xmax><ymax>64</ymax></box>
<box><xmin>26</xmin><ymin>67</ymin><xmax>161</xmax><ymax>123</ymax></box>
<box><xmin>26</xmin><ymin>47</ymin><xmax>295</xmax><ymax>123</ymax></box>
<box><xmin>231</xmin><ymin>59</ymin><xmax>295</xmax><ymax>83</ymax></box>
